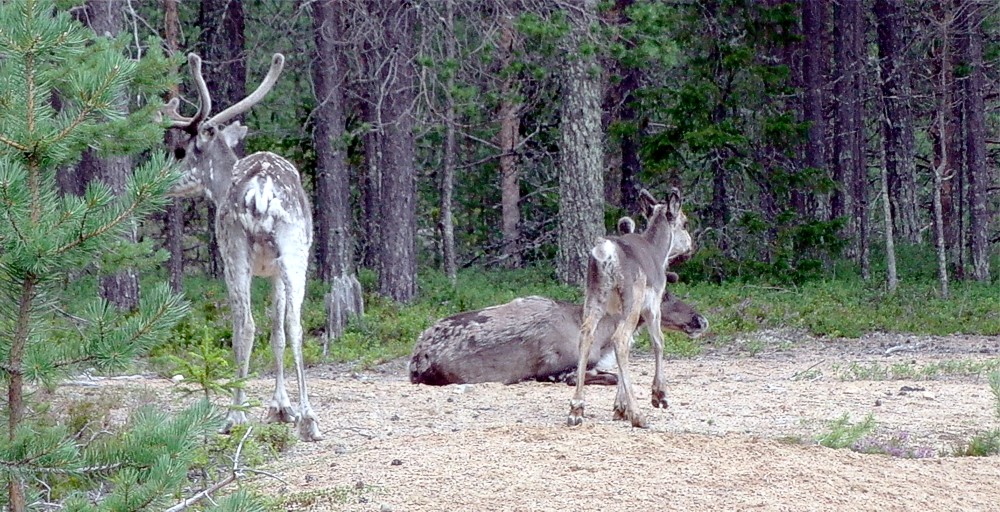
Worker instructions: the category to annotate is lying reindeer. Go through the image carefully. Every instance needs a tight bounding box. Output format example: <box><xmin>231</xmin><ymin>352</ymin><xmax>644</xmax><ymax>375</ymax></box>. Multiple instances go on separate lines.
<box><xmin>408</xmin><ymin>279</ymin><xmax>707</xmax><ymax>386</ymax></box>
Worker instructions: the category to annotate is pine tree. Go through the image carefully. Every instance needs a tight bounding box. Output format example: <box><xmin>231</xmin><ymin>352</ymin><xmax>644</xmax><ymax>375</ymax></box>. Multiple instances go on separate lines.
<box><xmin>0</xmin><ymin>1</ymin><xmax>242</xmax><ymax>509</ymax></box>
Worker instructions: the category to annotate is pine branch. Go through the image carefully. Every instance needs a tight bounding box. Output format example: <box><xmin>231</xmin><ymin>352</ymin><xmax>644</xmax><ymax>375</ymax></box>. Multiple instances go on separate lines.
<box><xmin>0</xmin><ymin>133</ymin><xmax>29</xmax><ymax>152</ymax></box>
<box><xmin>54</xmin><ymin>165</ymin><xmax>171</xmax><ymax>256</ymax></box>
<box><xmin>163</xmin><ymin>426</ymin><xmax>253</xmax><ymax>512</ymax></box>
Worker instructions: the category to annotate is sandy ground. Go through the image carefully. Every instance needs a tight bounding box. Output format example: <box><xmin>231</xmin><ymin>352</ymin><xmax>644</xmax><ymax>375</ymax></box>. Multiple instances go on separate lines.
<box><xmin>59</xmin><ymin>330</ymin><xmax>1000</xmax><ymax>511</ymax></box>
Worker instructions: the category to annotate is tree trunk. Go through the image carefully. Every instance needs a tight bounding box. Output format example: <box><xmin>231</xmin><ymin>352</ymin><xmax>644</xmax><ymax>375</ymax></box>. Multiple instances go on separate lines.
<box><xmin>557</xmin><ymin>0</ymin><xmax>605</xmax><ymax>286</ymax></box>
<box><xmin>874</xmin><ymin>0</ymin><xmax>920</xmax><ymax>244</ymax></box>
<box><xmin>831</xmin><ymin>0</ymin><xmax>860</xmax><ymax>240</ymax></box>
<box><xmin>198</xmin><ymin>0</ymin><xmax>245</xmax><ymax>278</ymax></box>
<box><xmin>76</xmin><ymin>0</ymin><xmax>139</xmax><ymax>310</ymax></box>
<box><xmin>801</xmin><ymin>0</ymin><xmax>827</xmax><ymax>220</ymax></box>
<box><xmin>373</xmin><ymin>0</ymin><xmax>418</xmax><ymax>302</ymax></box>
<box><xmin>311</xmin><ymin>0</ymin><xmax>364</xmax><ymax>351</ymax></box>
<box><xmin>440</xmin><ymin>0</ymin><xmax>459</xmax><ymax>280</ymax></box>
<box><xmin>960</xmin><ymin>0</ymin><xmax>990</xmax><ymax>282</ymax></box>
<box><xmin>877</xmin><ymin>95</ymin><xmax>898</xmax><ymax>293</ymax></box>
<box><xmin>933</xmin><ymin>10</ymin><xmax>952</xmax><ymax>298</ymax></box>
<box><xmin>164</xmin><ymin>0</ymin><xmax>184</xmax><ymax>293</ymax></box>
<box><xmin>608</xmin><ymin>0</ymin><xmax>642</xmax><ymax>217</ymax></box>
<box><xmin>498</xmin><ymin>15</ymin><xmax>522</xmax><ymax>268</ymax></box>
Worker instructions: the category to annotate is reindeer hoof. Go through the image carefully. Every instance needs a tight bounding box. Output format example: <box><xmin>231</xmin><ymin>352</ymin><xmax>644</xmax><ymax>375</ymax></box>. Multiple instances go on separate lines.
<box><xmin>651</xmin><ymin>389</ymin><xmax>670</xmax><ymax>409</ymax></box>
<box><xmin>297</xmin><ymin>415</ymin><xmax>324</xmax><ymax>442</ymax></box>
<box><xmin>265</xmin><ymin>404</ymin><xmax>298</xmax><ymax>424</ymax></box>
<box><xmin>613</xmin><ymin>406</ymin><xmax>647</xmax><ymax>428</ymax></box>
<box><xmin>221</xmin><ymin>411</ymin><xmax>248</xmax><ymax>434</ymax></box>
<box><xmin>567</xmin><ymin>399</ymin><xmax>585</xmax><ymax>426</ymax></box>
<box><xmin>630</xmin><ymin>412</ymin><xmax>648</xmax><ymax>429</ymax></box>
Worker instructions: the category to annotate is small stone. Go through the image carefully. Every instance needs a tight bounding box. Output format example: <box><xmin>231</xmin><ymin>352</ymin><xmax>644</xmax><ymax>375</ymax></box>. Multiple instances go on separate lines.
<box><xmin>390</xmin><ymin>414</ymin><xmax>400</xmax><ymax>421</ymax></box>
<box><xmin>170</xmin><ymin>374</ymin><xmax>184</xmax><ymax>383</ymax></box>
<box><xmin>390</xmin><ymin>458</ymin><xmax>403</xmax><ymax>466</ymax></box>
<box><xmin>381</xmin><ymin>505</ymin><xmax>394</xmax><ymax>512</ymax></box>
<box><xmin>874</xmin><ymin>399</ymin><xmax>882</xmax><ymax>406</ymax></box>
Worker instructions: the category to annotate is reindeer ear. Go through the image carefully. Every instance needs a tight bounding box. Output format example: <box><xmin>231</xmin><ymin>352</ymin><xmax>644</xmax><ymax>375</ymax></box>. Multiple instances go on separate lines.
<box><xmin>638</xmin><ymin>189</ymin><xmax>658</xmax><ymax>216</ymax></box>
<box><xmin>221</xmin><ymin>122</ymin><xmax>248</xmax><ymax>148</ymax></box>
<box><xmin>666</xmin><ymin>271</ymin><xmax>680</xmax><ymax>284</ymax></box>
<box><xmin>667</xmin><ymin>187</ymin><xmax>682</xmax><ymax>218</ymax></box>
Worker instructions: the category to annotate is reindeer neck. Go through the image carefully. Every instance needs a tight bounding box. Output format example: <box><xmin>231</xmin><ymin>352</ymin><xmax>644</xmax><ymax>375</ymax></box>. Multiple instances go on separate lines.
<box><xmin>202</xmin><ymin>148</ymin><xmax>240</xmax><ymax>206</ymax></box>
<box><xmin>639</xmin><ymin>212</ymin><xmax>673</xmax><ymax>269</ymax></box>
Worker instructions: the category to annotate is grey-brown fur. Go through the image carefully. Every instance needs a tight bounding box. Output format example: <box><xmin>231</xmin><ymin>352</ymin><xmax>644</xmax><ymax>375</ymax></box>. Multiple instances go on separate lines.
<box><xmin>160</xmin><ymin>53</ymin><xmax>323</xmax><ymax>442</ymax></box>
<box><xmin>409</xmin><ymin>294</ymin><xmax>706</xmax><ymax>386</ymax></box>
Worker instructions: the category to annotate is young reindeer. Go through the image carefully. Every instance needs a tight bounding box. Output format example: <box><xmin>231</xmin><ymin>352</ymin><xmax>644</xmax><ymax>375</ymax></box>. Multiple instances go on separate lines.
<box><xmin>409</xmin><ymin>289</ymin><xmax>707</xmax><ymax>386</ymax></box>
<box><xmin>158</xmin><ymin>53</ymin><xmax>323</xmax><ymax>441</ymax></box>
<box><xmin>567</xmin><ymin>188</ymin><xmax>692</xmax><ymax>428</ymax></box>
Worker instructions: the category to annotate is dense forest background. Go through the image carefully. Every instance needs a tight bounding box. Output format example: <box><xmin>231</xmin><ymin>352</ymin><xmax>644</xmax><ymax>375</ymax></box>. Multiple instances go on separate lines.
<box><xmin>63</xmin><ymin>0</ymin><xmax>1000</xmax><ymax>306</ymax></box>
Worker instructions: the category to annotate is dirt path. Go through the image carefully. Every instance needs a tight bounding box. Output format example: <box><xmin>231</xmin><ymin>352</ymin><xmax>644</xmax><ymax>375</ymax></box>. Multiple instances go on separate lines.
<box><xmin>62</xmin><ymin>331</ymin><xmax>1000</xmax><ymax>511</ymax></box>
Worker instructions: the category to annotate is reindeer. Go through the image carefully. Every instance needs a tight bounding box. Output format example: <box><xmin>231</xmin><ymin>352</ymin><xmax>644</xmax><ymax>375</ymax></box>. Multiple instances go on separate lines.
<box><xmin>409</xmin><ymin>287</ymin><xmax>707</xmax><ymax>386</ymax></box>
<box><xmin>567</xmin><ymin>188</ymin><xmax>693</xmax><ymax>428</ymax></box>
<box><xmin>158</xmin><ymin>53</ymin><xmax>323</xmax><ymax>441</ymax></box>
<box><xmin>410</xmin><ymin>215</ymin><xmax>704</xmax><ymax>387</ymax></box>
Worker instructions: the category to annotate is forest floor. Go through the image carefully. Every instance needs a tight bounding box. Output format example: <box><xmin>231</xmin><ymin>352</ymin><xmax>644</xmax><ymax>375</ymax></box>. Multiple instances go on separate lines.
<box><xmin>59</xmin><ymin>330</ymin><xmax>1000</xmax><ymax>511</ymax></box>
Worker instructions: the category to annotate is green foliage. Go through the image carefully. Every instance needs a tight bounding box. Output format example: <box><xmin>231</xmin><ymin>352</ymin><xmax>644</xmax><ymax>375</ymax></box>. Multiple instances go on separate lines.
<box><xmin>676</xmin><ymin>275</ymin><xmax>1000</xmax><ymax>339</ymax></box>
<box><xmin>205</xmin><ymin>423</ymin><xmax>296</xmax><ymax>470</ymax></box>
<box><xmin>990</xmin><ymin>371</ymin><xmax>1000</xmax><ymax>418</ymax></box>
<box><xmin>953</xmin><ymin>430</ymin><xmax>1000</xmax><ymax>457</ymax></box>
<box><xmin>816</xmin><ymin>413</ymin><xmax>877</xmax><ymax>449</ymax></box>
<box><xmin>165</xmin><ymin>326</ymin><xmax>246</xmax><ymax>401</ymax></box>
<box><xmin>0</xmin><ymin>1</ymin><xmax>269</xmax><ymax>509</ymax></box>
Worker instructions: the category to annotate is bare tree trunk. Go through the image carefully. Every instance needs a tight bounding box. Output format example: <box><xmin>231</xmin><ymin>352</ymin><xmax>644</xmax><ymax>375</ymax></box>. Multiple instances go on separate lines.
<box><xmin>801</xmin><ymin>0</ymin><xmax>827</xmax><ymax>219</ymax></box>
<box><xmin>373</xmin><ymin>0</ymin><xmax>418</xmax><ymax>302</ymax></box>
<box><xmin>874</xmin><ymin>0</ymin><xmax>920</xmax><ymax>244</ymax></box>
<box><xmin>498</xmin><ymin>15</ymin><xmax>522</xmax><ymax>268</ymax></box>
<box><xmin>960</xmin><ymin>0</ymin><xmax>990</xmax><ymax>282</ymax></box>
<box><xmin>311</xmin><ymin>0</ymin><xmax>364</xmax><ymax>352</ymax></box>
<box><xmin>608</xmin><ymin>0</ymin><xmax>642</xmax><ymax>217</ymax></box>
<box><xmin>877</xmin><ymin>92</ymin><xmax>898</xmax><ymax>293</ymax></box>
<box><xmin>831</xmin><ymin>0</ymin><xmax>860</xmax><ymax>242</ymax></box>
<box><xmin>557</xmin><ymin>0</ymin><xmax>605</xmax><ymax>286</ymax></box>
<box><xmin>934</xmin><ymin>12</ymin><xmax>952</xmax><ymax>298</ymax></box>
<box><xmin>163</xmin><ymin>0</ymin><xmax>184</xmax><ymax>293</ymax></box>
<box><xmin>76</xmin><ymin>0</ymin><xmax>139</xmax><ymax>310</ymax></box>
<box><xmin>440</xmin><ymin>0</ymin><xmax>459</xmax><ymax>281</ymax></box>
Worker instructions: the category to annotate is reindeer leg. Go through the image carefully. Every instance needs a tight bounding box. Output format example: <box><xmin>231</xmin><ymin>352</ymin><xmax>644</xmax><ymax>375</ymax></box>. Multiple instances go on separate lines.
<box><xmin>286</xmin><ymin>257</ymin><xmax>323</xmax><ymax>442</ymax></box>
<box><xmin>568</xmin><ymin>311</ymin><xmax>598</xmax><ymax>426</ymax></box>
<box><xmin>222</xmin><ymin>247</ymin><xmax>254</xmax><ymax>434</ymax></box>
<box><xmin>265</xmin><ymin>276</ymin><xmax>297</xmax><ymax>425</ymax></box>
<box><xmin>612</xmin><ymin>285</ymin><xmax>646</xmax><ymax>428</ymax></box>
<box><xmin>645</xmin><ymin>301</ymin><xmax>670</xmax><ymax>409</ymax></box>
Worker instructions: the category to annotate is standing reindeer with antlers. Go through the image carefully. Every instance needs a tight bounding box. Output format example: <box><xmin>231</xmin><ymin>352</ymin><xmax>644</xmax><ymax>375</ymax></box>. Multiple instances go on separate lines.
<box><xmin>159</xmin><ymin>53</ymin><xmax>323</xmax><ymax>441</ymax></box>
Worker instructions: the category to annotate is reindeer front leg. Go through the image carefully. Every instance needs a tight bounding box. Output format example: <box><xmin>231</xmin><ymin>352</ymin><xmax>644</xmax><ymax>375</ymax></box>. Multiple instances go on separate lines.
<box><xmin>644</xmin><ymin>300</ymin><xmax>670</xmax><ymax>409</ymax></box>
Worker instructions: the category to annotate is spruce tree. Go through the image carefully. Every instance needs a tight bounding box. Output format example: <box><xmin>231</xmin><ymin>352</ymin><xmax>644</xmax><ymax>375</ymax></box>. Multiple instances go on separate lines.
<box><xmin>0</xmin><ymin>1</ymin><xmax>249</xmax><ymax>510</ymax></box>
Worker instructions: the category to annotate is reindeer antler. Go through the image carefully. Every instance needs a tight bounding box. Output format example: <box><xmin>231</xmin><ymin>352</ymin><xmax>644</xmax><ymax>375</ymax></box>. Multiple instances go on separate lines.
<box><xmin>159</xmin><ymin>54</ymin><xmax>212</xmax><ymax>133</ymax></box>
<box><xmin>157</xmin><ymin>97</ymin><xmax>193</xmax><ymax>125</ymax></box>
<box><xmin>206</xmin><ymin>53</ymin><xmax>285</xmax><ymax>128</ymax></box>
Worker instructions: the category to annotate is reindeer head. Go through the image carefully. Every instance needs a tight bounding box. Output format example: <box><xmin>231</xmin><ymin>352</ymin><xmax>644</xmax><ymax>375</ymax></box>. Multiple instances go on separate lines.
<box><xmin>158</xmin><ymin>53</ymin><xmax>285</xmax><ymax>202</ymax></box>
<box><xmin>638</xmin><ymin>187</ymin><xmax>694</xmax><ymax>263</ymax></box>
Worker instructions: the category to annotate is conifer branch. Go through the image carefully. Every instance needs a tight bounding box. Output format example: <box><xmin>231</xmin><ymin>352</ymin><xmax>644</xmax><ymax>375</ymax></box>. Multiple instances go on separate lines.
<box><xmin>0</xmin><ymin>134</ymin><xmax>29</xmax><ymax>152</ymax></box>
<box><xmin>54</xmin><ymin>166</ymin><xmax>171</xmax><ymax>256</ymax></box>
<box><xmin>164</xmin><ymin>426</ymin><xmax>254</xmax><ymax>512</ymax></box>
